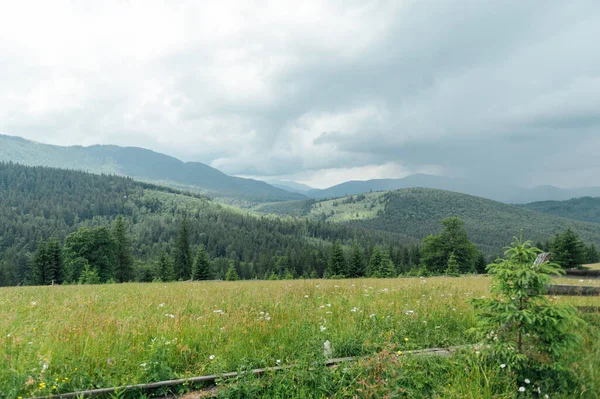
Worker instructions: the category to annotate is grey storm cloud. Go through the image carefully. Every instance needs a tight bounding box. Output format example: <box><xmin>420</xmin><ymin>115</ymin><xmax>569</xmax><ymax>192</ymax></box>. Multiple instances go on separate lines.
<box><xmin>0</xmin><ymin>0</ymin><xmax>599</xmax><ymax>188</ymax></box>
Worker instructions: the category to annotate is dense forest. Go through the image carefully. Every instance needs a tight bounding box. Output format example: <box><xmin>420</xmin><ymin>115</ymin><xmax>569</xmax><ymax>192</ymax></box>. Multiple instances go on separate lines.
<box><xmin>1</xmin><ymin>163</ymin><xmax>597</xmax><ymax>287</ymax></box>
<box><xmin>257</xmin><ymin>189</ymin><xmax>600</xmax><ymax>255</ymax></box>
<box><xmin>0</xmin><ymin>162</ymin><xmax>417</xmax><ymax>286</ymax></box>
<box><xmin>520</xmin><ymin>197</ymin><xmax>600</xmax><ymax>223</ymax></box>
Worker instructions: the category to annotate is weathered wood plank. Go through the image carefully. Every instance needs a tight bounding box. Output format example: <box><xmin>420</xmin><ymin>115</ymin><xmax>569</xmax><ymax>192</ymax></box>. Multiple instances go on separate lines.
<box><xmin>546</xmin><ymin>284</ymin><xmax>600</xmax><ymax>296</ymax></box>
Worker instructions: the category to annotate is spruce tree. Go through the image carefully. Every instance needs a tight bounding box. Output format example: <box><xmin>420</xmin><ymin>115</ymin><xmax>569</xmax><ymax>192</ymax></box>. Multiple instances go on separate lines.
<box><xmin>327</xmin><ymin>241</ymin><xmax>346</xmax><ymax>278</ymax></box>
<box><xmin>445</xmin><ymin>252</ymin><xmax>460</xmax><ymax>276</ymax></box>
<box><xmin>225</xmin><ymin>261</ymin><xmax>240</xmax><ymax>281</ymax></box>
<box><xmin>113</xmin><ymin>216</ymin><xmax>134</xmax><ymax>283</ymax></box>
<box><xmin>155</xmin><ymin>251</ymin><xmax>173</xmax><ymax>281</ymax></box>
<box><xmin>383</xmin><ymin>250</ymin><xmax>397</xmax><ymax>278</ymax></box>
<box><xmin>551</xmin><ymin>228</ymin><xmax>586</xmax><ymax>269</ymax></box>
<box><xmin>45</xmin><ymin>238</ymin><xmax>64</xmax><ymax>285</ymax></box>
<box><xmin>32</xmin><ymin>241</ymin><xmax>49</xmax><ymax>285</ymax></box>
<box><xmin>368</xmin><ymin>246</ymin><xmax>384</xmax><ymax>277</ymax></box>
<box><xmin>348</xmin><ymin>241</ymin><xmax>365</xmax><ymax>278</ymax></box>
<box><xmin>192</xmin><ymin>245</ymin><xmax>212</xmax><ymax>280</ymax></box>
<box><xmin>173</xmin><ymin>215</ymin><xmax>192</xmax><ymax>280</ymax></box>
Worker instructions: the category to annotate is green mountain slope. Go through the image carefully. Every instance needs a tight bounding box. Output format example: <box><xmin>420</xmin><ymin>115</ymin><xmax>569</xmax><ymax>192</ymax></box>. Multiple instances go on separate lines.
<box><xmin>306</xmin><ymin>174</ymin><xmax>600</xmax><ymax>204</ymax></box>
<box><xmin>0</xmin><ymin>162</ymin><xmax>409</xmax><ymax>285</ymax></box>
<box><xmin>0</xmin><ymin>134</ymin><xmax>304</xmax><ymax>202</ymax></box>
<box><xmin>520</xmin><ymin>197</ymin><xmax>600</xmax><ymax>223</ymax></box>
<box><xmin>256</xmin><ymin>189</ymin><xmax>600</xmax><ymax>253</ymax></box>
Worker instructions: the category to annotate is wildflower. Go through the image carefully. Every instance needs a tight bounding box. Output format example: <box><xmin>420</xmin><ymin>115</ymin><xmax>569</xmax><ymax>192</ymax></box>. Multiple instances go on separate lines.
<box><xmin>39</xmin><ymin>382</ymin><xmax>46</xmax><ymax>389</ymax></box>
<box><xmin>351</xmin><ymin>307</ymin><xmax>359</xmax><ymax>312</ymax></box>
<box><xmin>404</xmin><ymin>337</ymin><xmax>408</xmax><ymax>342</ymax></box>
<box><xmin>52</xmin><ymin>385</ymin><xmax>57</xmax><ymax>390</ymax></box>
<box><xmin>320</xmin><ymin>325</ymin><xmax>327</xmax><ymax>332</ymax></box>
<box><xmin>369</xmin><ymin>314</ymin><xmax>376</xmax><ymax>318</ymax></box>
<box><xmin>524</xmin><ymin>379</ymin><xmax>530</xmax><ymax>384</ymax></box>
<box><xmin>518</xmin><ymin>387</ymin><xmax>525</xmax><ymax>392</ymax></box>
<box><xmin>500</xmin><ymin>364</ymin><xmax>506</xmax><ymax>369</ymax></box>
<box><xmin>397</xmin><ymin>350</ymin><xmax>402</xmax><ymax>355</ymax></box>
<box><xmin>276</xmin><ymin>359</ymin><xmax>281</xmax><ymax>364</ymax></box>
<box><xmin>304</xmin><ymin>295</ymin><xmax>309</xmax><ymax>298</ymax></box>
<box><xmin>165</xmin><ymin>313</ymin><xmax>175</xmax><ymax>318</ymax></box>
<box><xmin>209</xmin><ymin>355</ymin><xmax>215</xmax><ymax>360</ymax></box>
<box><xmin>159</xmin><ymin>303</ymin><xmax>165</xmax><ymax>307</ymax></box>
<box><xmin>140</xmin><ymin>363</ymin><xmax>147</xmax><ymax>367</ymax></box>
<box><xmin>31</xmin><ymin>301</ymin><xmax>37</xmax><ymax>306</ymax></box>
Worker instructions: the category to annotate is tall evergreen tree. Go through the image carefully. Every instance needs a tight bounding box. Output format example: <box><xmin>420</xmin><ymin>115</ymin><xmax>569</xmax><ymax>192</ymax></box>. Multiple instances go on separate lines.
<box><xmin>192</xmin><ymin>245</ymin><xmax>212</xmax><ymax>280</ymax></box>
<box><xmin>155</xmin><ymin>251</ymin><xmax>173</xmax><ymax>281</ymax></box>
<box><xmin>445</xmin><ymin>252</ymin><xmax>460</xmax><ymax>276</ymax></box>
<box><xmin>348</xmin><ymin>241</ymin><xmax>365</xmax><ymax>278</ymax></box>
<box><xmin>173</xmin><ymin>215</ymin><xmax>192</xmax><ymax>280</ymax></box>
<box><xmin>32</xmin><ymin>239</ymin><xmax>63</xmax><ymax>285</ymax></box>
<box><xmin>474</xmin><ymin>252</ymin><xmax>488</xmax><ymax>274</ymax></box>
<box><xmin>420</xmin><ymin>217</ymin><xmax>476</xmax><ymax>273</ymax></box>
<box><xmin>585</xmin><ymin>243</ymin><xmax>600</xmax><ymax>264</ymax></box>
<box><xmin>225</xmin><ymin>261</ymin><xmax>240</xmax><ymax>281</ymax></box>
<box><xmin>368</xmin><ymin>246</ymin><xmax>384</xmax><ymax>277</ymax></box>
<box><xmin>327</xmin><ymin>241</ymin><xmax>346</xmax><ymax>278</ymax></box>
<box><xmin>113</xmin><ymin>216</ymin><xmax>134</xmax><ymax>283</ymax></box>
<box><xmin>551</xmin><ymin>228</ymin><xmax>587</xmax><ymax>269</ymax></box>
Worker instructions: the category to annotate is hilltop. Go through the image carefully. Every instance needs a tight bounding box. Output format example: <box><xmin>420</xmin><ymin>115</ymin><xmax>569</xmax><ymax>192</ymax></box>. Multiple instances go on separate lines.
<box><xmin>255</xmin><ymin>188</ymin><xmax>600</xmax><ymax>253</ymax></box>
<box><xmin>520</xmin><ymin>197</ymin><xmax>600</xmax><ymax>224</ymax></box>
<box><xmin>0</xmin><ymin>134</ymin><xmax>304</xmax><ymax>203</ymax></box>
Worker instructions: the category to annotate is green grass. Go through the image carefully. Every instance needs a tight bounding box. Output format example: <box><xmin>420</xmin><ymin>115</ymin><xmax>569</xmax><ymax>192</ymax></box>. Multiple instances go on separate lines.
<box><xmin>1</xmin><ymin>277</ymin><xmax>598</xmax><ymax>398</ymax></box>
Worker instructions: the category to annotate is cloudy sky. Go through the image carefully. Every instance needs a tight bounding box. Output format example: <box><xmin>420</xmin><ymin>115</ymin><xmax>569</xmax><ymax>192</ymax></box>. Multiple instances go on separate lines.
<box><xmin>1</xmin><ymin>1</ymin><xmax>599</xmax><ymax>188</ymax></box>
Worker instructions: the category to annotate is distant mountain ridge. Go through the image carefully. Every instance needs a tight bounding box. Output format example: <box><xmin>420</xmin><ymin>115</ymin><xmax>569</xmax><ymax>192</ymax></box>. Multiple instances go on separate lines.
<box><xmin>306</xmin><ymin>174</ymin><xmax>600</xmax><ymax>204</ymax></box>
<box><xmin>0</xmin><ymin>134</ymin><xmax>304</xmax><ymax>202</ymax></box>
<box><xmin>266</xmin><ymin>180</ymin><xmax>315</xmax><ymax>194</ymax></box>
<box><xmin>520</xmin><ymin>197</ymin><xmax>600</xmax><ymax>224</ymax></box>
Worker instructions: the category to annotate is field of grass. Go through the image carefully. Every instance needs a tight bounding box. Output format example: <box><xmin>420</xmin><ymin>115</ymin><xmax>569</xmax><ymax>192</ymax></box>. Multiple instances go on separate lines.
<box><xmin>307</xmin><ymin>192</ymin><xmax>385</xmax><ymax>222</ymax></box>
<box><xmin>1</xmin><ymin>277</ymin><xmax>599</xmax><ymax>398</ymax></box>
<box><xmin>585</xmin><ymin>262</ymin><xmax>600</xmax><ymax>270</ymax></box>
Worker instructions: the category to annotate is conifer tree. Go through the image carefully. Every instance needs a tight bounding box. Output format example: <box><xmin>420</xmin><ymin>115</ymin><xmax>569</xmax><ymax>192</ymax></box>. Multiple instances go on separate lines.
<box><xmin>383</xmin><ymin>250</ymin><xmax>397</xmax><ymax>278</ymax></box>
<box><xmin>192</xmin><ymin>245</ymin><xmax>212</xmax><ymax>280</ymax></box>
<box><xmin>32</xmin><ymin>239</ymin><xmax>64</xmax><ymax>285</ymax></box>
<box><xmin>113</xmin><ymin>216</ymin><xmax>134</xmax><ymax>283</ymax></box>
<box><xmin>327</xmin><ymin>241</ymin><xmax>346</xmax><ymax>278</ymax></box>
<box><xmin>368</xmin><ymin>246</ymin><xmax>384</xmax><ymax>277</ymax></box>
<box><xmin>173</xmin><ymin>215</ymin><xmax>192</xmax><ymax>280</ymax></box>
<box><xmin>551</xmin><ymin>228</ymin><xmax>586</xmax><ymax>269</ymax></box>
<box><xmin>155</xmin><ymin>251</ymin><xmax>173</xmax><ymax>281</ymax></box>
<box><xmin>225</xmin><ymin>261</ymin><xmax>240</xmax><ymax>281</ymax></box>
<box><xmin>348</xmin><ymin>241</ymin><xmax>365</xmax><ymax>278</ymax></box>
<box><xmin>445</xmin><ymin>252</ymin><xmax>460</xmax><ymax>276</ymax></box>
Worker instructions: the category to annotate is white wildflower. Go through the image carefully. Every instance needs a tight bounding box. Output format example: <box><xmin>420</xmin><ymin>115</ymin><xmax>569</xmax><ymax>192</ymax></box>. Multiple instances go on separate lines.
<box><xmin>323</xmin><ymin>340</ymin><xmax>332</xmax><ymax>357</ymax></box>
<box><xmin>525</xmin><ymin>379</ymin><xmax>530</xmax><ymax>384</ymax></box>
<box><xmin>518</xmin><ymin>387</ymin><xmax>525</xmax><ymax>392</ymax></box>
<box><xmin>209</xmin><ymin>355</ymin><xmax>215</xmax><ymax>360</ymax></box>
<box><xmin>500</xmin><ymin>364</ymin><xmax>506</xmax><ymax>369</ymax></box>
<box><xmin>320</xmin><ymin>325</ymin><xmax>326</xmax><ymax>332</ymax></box>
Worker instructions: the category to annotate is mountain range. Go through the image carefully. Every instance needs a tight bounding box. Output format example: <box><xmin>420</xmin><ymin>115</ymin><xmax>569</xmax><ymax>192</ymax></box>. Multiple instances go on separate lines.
<box><xmin>304</xmin><ymin>174</ymin><xmax>600</xmax><ymax>204</ymax></box>
<box><xmin>2</xmin><ymin>134</ymin><xmax>599</xmax><ymax>205</ymax></box>
<box><xmin>0</xmin><ymin>134</ymin><xmax>304</xmax><ymax>202</ymax></box>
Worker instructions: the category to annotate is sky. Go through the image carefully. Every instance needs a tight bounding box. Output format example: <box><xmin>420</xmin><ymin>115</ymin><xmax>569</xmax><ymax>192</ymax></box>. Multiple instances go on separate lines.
<box><xmin>1</xmin><ymin>1</ymin><xmax>599</xmax><ymax>189</ymax></box>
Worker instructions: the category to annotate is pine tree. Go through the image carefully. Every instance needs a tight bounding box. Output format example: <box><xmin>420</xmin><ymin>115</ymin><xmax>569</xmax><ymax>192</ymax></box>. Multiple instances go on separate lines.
<box><xmin>368</xmin><ymin>246</ymin><xmax>384</xmax><ymax>277</ymax></box>
<box><xmin>155</xmin><ymin>251</ymin><xmax>173</xmax><ymax>281</ymax></box>
<box><xmin>225</xmin><ymin>261</ymin><xmax>240</xmax><ymax>281</ymax></box>
<box><xmin>585</xmin><ymin>243</ymin><xmax>600</xmax><ymax>264</ymax></box>
<box><xmin>173</xmin><ymin>215</ymin><xmax>192</xmax><ymax>280</ymax></box>
<box><xmin>113</xmin><ymin>216</ymin><xmax>134</xmax><ymax>283</ymax></box>
<box><xmin>382</xmin><ymin>249</ymin><xmax>397</xmax><ymax>278</ymax></box>
<box><xmin>474</xmin><ymin>252</ymin><xmax>488</xmax><ymax>274</ymax></box>
<box><xmin>445</xmin><ymin>252</ymin><xmax>460</xmax><ymax>276</ymax></box>
<box><xmin>551</xmin><ymin>228</ymin><xmax>586</xmax><ymax>269</ymax></box>
<box><xmin>192</xmin><ymin>245</ymin><xmax>212</xmax><ymax>280</ymax></box>
<box><xmin>327</xmin><ymin>241</ymin><xmax>346</xmax><ymax>278</ymax></box>
<box><xmin>348</xmin><ymin>241</ymin><xmax>365</xmax><ymax>278</ymax></box>
<box><xmin>32</xmin><ymin>241</ymin><xmax>49</xmax><ymax>285</ymax></box>
<box><xmin>45</xmin><ymin>238</ymin><xmax>64</xmax><ymax>285</ymax></box>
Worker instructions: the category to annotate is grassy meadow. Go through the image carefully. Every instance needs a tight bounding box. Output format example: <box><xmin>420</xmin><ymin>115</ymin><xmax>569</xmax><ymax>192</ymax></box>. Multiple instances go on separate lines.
<box><xmin>1</xmin><ymin>277</ymin><xmax>599</xmax><ymax>398</ymax></box>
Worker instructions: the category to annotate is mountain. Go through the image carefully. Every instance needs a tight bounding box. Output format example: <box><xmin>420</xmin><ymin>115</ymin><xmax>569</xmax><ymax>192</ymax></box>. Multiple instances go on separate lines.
<box><xmin>520</xmin><ymin>197</ymin><xmax>600</xmax><ymax>223</ymax></box>
<box><xmin>306</xmin><ymin>174</ymin><xmax>600</xmax><ymax>204</ymax></box>
<box><xmin>266</xmin><ymin>180</ymin><xmax>314</xmax><ymax>194</ymax></box>
<box><xmin>0</xmin><ymin>134</ymin><xmax>305</xmax><ymax>202</ymax></box>
<box><xmin>255</xmin><ymin>188</ymin><xmax>600</xmax><ymax>254</ymax></box>
<box><xmin>0</xmin><ymin>162</ymin><xmax>408</xmax><ymax>286</ymax></box>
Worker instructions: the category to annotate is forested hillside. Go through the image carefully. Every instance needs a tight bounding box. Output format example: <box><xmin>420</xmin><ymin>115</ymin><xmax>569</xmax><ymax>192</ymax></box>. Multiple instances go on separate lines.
<box><xmin>0</xmin><ymin>134</ymin><xmax>304</xmax><ymax>202</ymax></box>
<box><xmin>256</xmin><ymin>189</ymin><xmax>600</xmax><ymax>254</ymax></box>
<box><xmin>0</xmin><ymin>162</ymin><xmax>412</xmax><ymax>286</ymax></box>
<box><xmin>520</xmin><ymin>197</ymin><xmax>600</xmax><ymax>223</ymax></box>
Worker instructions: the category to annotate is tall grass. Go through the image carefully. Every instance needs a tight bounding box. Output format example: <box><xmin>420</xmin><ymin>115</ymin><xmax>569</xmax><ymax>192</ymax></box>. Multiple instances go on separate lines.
<box><xmin>0</xmin><ymin>276</ymin><xmax>597</xmax><ymax>398</ymax></box>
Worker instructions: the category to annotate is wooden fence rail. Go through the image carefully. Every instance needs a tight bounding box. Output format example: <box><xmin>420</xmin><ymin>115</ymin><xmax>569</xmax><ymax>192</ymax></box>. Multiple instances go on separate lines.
<box><xmin>545</xmin><ymin>284</ymin><xmax>600</xmax><ymax>297</ymax></box>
